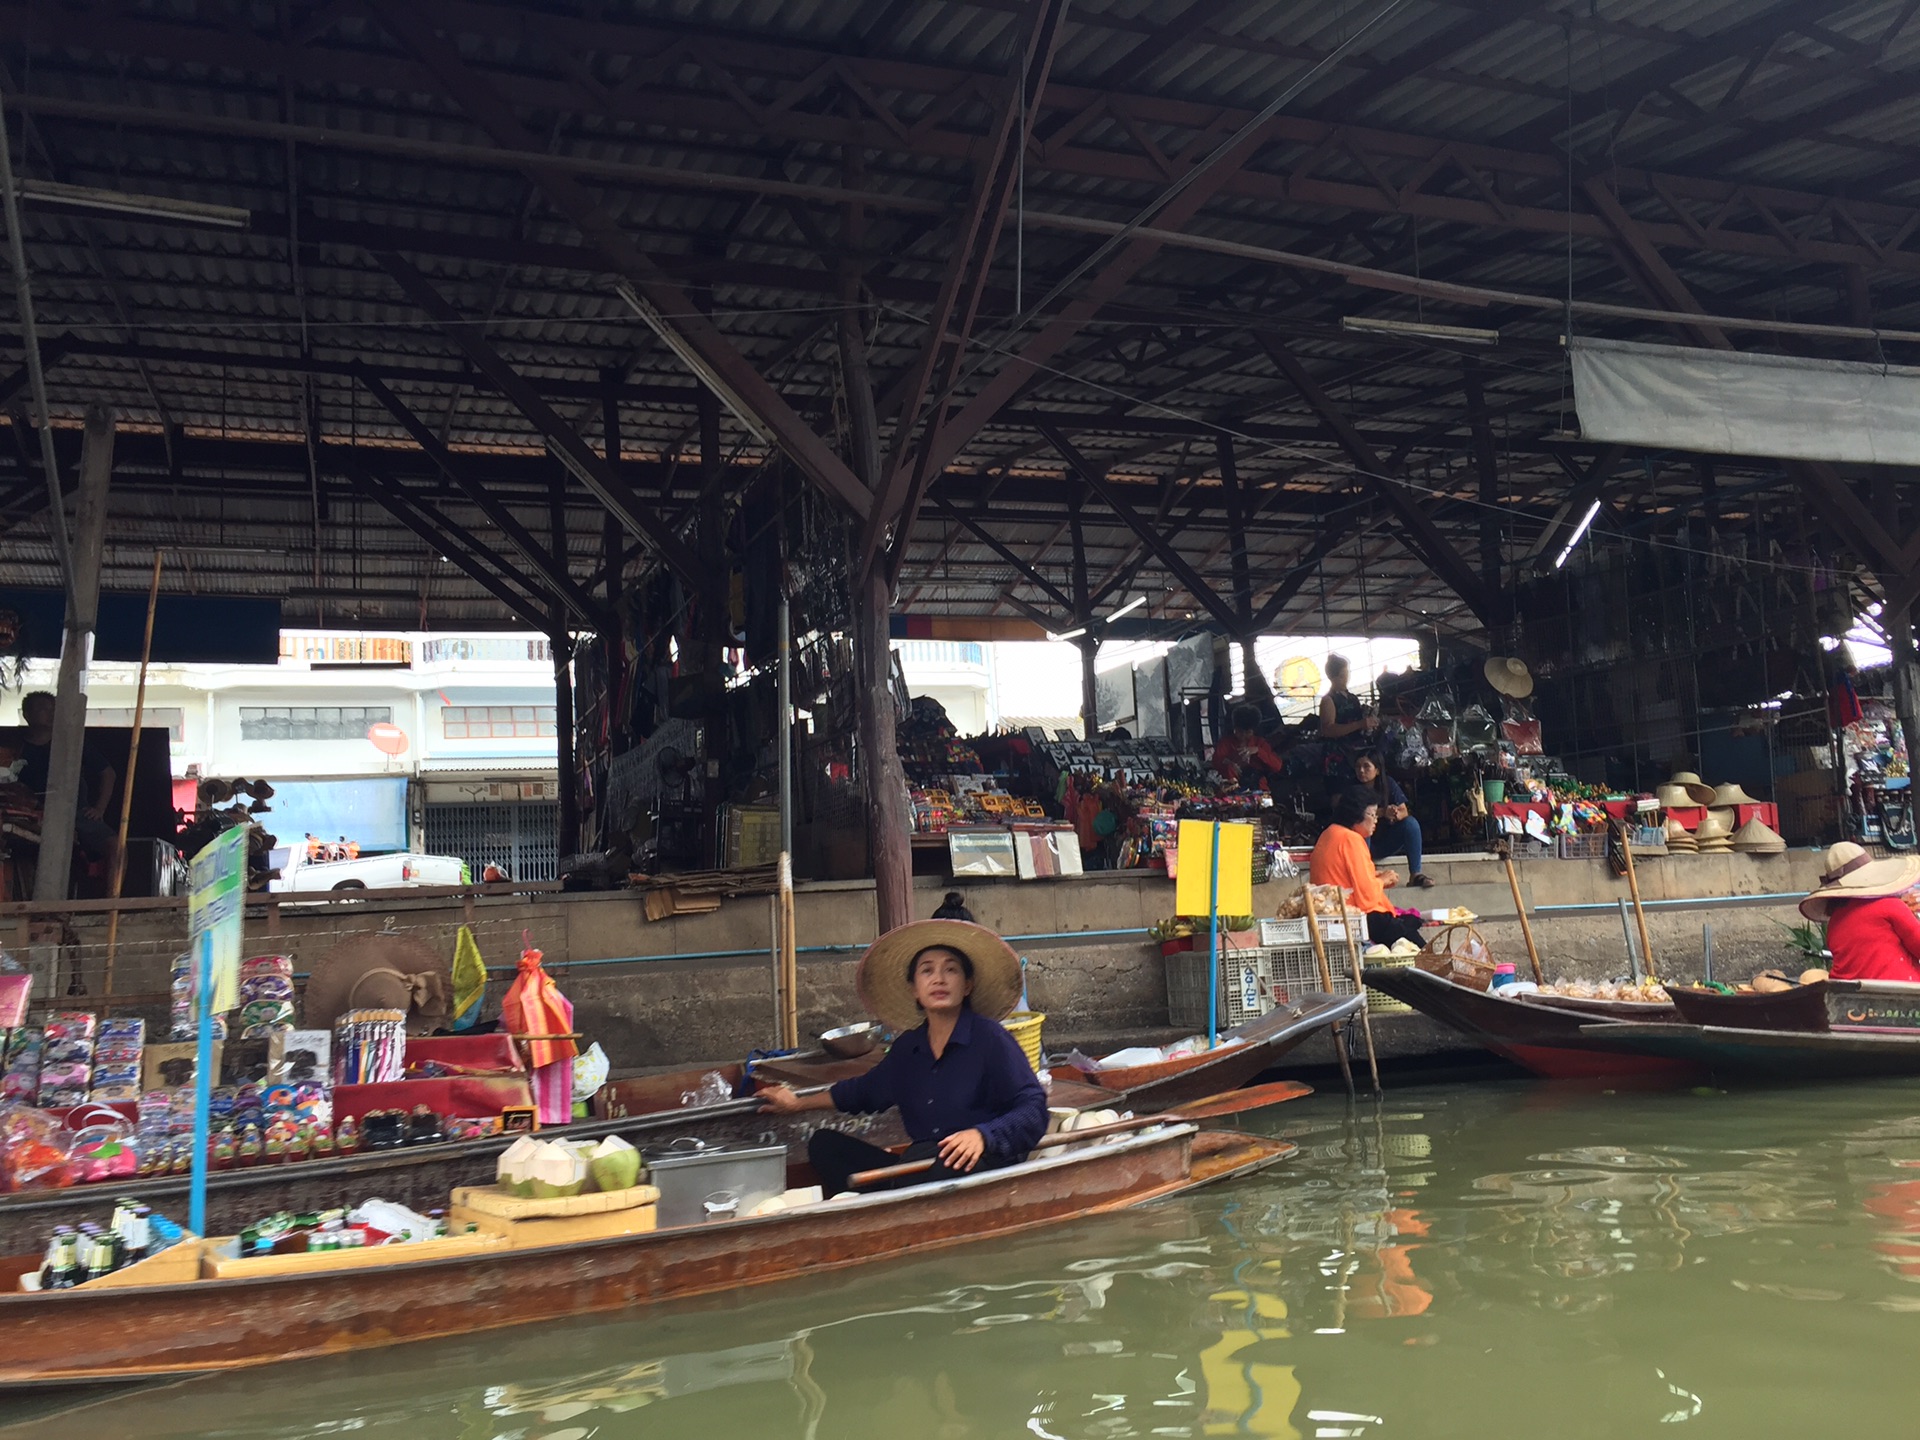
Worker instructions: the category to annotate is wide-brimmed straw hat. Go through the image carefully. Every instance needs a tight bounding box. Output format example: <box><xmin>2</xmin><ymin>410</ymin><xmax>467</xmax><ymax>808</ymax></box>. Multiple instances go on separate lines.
<box><xmin>1666</xmin><ymin>771</ymin><xmax>1715</xmax><ymax>806</ymax></box>
<box><xmin>855</xmin><ymin>919</ymin><xmax>1023</xmax><ymax>1031</ymax></box>
<box><xmin>1656</xmin><ymin>783</ymin><xmax>1700</xmax><ymax>809</ymax></box>
<box><xmin>1800</xmin><ymin>842</ymin><xmax>1920</xmax><ymax>921</ymax></box>
<box><xmin>1483</xmin><ymin>656</ymin><xmax>1534</xmax><ymax>698</ymax></box>
<box><xmin>1711</xmin><ymin>782</ymin><xmax>1761</xmax><ymax>807</ymax></box>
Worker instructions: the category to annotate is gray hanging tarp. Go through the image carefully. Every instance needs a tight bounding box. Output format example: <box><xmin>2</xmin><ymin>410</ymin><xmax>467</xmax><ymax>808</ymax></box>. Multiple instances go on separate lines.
<box><xmin>1570</xmin><ymin>336</ymin><xmax>1920</xmax><ymax>466</ymax></box>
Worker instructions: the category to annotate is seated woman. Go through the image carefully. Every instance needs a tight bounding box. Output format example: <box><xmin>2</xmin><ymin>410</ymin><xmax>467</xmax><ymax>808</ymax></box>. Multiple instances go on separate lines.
<box><xmin>1353</xmin><ymin>751</ymin><xmax>1433</xmax><ymax>889</ymax></box>
<box><xmin>759</xmin><ymin>919</ymin><xmax>1048</xmax><ymax>1197</ymax></box>
<box><xmin>1211</xmin><ymin>703</ymin><xmax>1284</xmax><ymax>790</ymax></box>
<box><xmin>1800</xmin><ymin>842</ymin><xmax>1920</xmax><ymax>981</ymax></box>
<box><xmin>1308</xmin><ymin>786</ymin><xmax>1425</xmax><ymax>950</ymax></box>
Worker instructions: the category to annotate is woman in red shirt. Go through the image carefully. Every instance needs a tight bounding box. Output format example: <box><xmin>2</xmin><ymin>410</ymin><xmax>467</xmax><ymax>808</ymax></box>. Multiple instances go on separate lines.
<box><xmin>1801</xmin><ymin>842</ymin><xmax>1920</xmax><ymax>982</ymax></box>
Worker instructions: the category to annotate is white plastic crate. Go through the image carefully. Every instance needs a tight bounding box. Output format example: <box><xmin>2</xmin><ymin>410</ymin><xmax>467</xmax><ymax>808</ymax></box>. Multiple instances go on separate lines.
<box><xmin>1166</xmin><ymin>949</ymin><xmax>1273</xmax><ymax>1030</ymax></box>
<box><xmin>1258</xmin><ymin>916</ymin><xmax>1350</xmax><ymax>947</ymax></box>
<box><xmin>1167</xmin><ymin>943</ymin><xmax>1358</xmax><ymax>1029</ymax></box>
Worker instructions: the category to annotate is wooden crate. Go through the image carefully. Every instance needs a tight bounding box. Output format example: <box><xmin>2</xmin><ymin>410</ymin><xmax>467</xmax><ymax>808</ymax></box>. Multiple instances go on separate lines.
<box><xmin>450</xmin><ymin>1202</ymin><xmax>659</xmax><ymax>1250</ymax></box>
<box><xmin>451</xmin><ymin>1182</ymin><xmax>659</xmax><ymax>1220</ymax></box>
<box><xmin>79</xmin><ymin>1238</ymin><xmax>206</xmax><ymax>1289</ymax></box>
<box><xmin>202</xmin><ymin>1230</ymin><xmax>504</xmax><ymax>1280</ymax></box>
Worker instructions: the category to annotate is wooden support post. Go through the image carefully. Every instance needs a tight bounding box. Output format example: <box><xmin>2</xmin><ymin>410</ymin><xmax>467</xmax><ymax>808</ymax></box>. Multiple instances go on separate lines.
<box><xmin>1503</xmin><ymin>849</ymin><xmax>1544</xmax><ymax>985</ymax></box>
<box><xmin>34</xmin><ymin>405</ymin><xmax>113</xmax><ymax>904</ymax></box>
<box><xmin>855</xmin><ymin>568</ymin><xmax>913</xmax><ymax>934</ymax></box>
<box><xmin>104</xmin><ymin>549</ymin><xmax>162</xmax><ymax>993</ymax></box>
<box><xmin>1615</xmin><ymin>818</ymin><xmax>1658</xmax><ymax>979</ymax></box>
<box><xmin>1301</xmin><ymin>886</ymin><xmax>1356</xmax><ymax>1096</ymax></box>
<box><xmin>552</xmin><ymin>634</ymin><xmax>579</xmax><ymax>860</ymax></box>
<box><xmin>1338</xmin><ymin>897</ymin><xmax>1382</xmax><ymax>1093</ymax></box>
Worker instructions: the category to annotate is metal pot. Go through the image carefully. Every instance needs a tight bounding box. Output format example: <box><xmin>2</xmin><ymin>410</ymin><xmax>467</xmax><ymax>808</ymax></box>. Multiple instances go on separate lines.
<box><xmin>819</xmin><ymin>1021</ymin><xmax>879</xmax><ymax>1059</ymax></box>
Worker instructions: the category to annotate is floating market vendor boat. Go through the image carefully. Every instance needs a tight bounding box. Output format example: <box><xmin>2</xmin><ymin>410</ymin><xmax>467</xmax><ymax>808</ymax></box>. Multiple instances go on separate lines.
<box><xmin>1359</xmin><ymin>965</ymin><xmax>1699</xmax><ymax>1081</ymax></box>
<box><xmin>0</xmin><ymin>1049</ymin><xmax>899</xmax><ymax>1256</ymax></box>
<box><xmin>0</xmin><ymin>1123</ymin><xmax>1294</xmax><ymax>1390</ymax></box>
<box><xmin>1050</xmin><ymin>993</ymin><xmax>1364</xmax><ymax>1108</ymax></box>
<box><xmin>1572</xmin><ymin>978</ymin><xmax>1920</xmax><ymax>1079</ymax></box>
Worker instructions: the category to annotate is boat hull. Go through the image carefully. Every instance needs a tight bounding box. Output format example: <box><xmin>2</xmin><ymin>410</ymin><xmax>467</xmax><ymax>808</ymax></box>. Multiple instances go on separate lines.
<box><xmin>0</xmin><ymin>1126</ymin><xmax>1291</xmax><ymax>1389</ymax></box>
<box><xmin>1360</xmin><ymin>966</ymin><xmax>1699</xmax><ymax>1080</ymax></box>
<box><xmin>1575</xmin><ymin>1021</ymin><xmax>1920</xmax><ymax>1079</ymax></box>
<box><xmin>1057</xmin><ymin>994</ymin><xmax>1364</xmax><ymax>1108</ymax></box>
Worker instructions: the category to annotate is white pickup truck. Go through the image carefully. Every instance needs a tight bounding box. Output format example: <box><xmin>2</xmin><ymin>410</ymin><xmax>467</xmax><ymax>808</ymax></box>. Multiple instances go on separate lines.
<box><xmin>270</xmin><ymin>849</ymin><xmax>470</xmax><ymax>893</ymax></box>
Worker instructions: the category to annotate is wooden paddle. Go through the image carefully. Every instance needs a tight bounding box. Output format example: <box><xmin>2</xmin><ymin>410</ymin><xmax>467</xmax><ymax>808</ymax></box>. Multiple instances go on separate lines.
<box><xmin>845</xmin><ymin>1078</ymin><xmax>1314</xmax><ymax>1190</ymax></box>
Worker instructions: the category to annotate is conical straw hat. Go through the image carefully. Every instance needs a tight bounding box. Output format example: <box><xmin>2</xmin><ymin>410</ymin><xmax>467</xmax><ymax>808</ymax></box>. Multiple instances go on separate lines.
<box><xmin>1695</xmin><ymin>810</ymin><xmax>1733</xmax><ymax>841</ymax></box>
<box><xmin>1731</xmin><ymin>818</ymin><xmax>1786</xmax><ymax>853</ymax></box>
<box><xmin>1711</xmin><ymin>782</ymin><xmax>1761</xmax><ymax>807</ymax></box>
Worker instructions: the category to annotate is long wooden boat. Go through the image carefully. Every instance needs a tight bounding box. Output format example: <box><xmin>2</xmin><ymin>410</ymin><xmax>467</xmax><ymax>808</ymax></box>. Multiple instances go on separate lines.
<box><xmin>1572</xmin><ymin>1020</ymin><xmax>1920</xmax><ymax>1079</ymax></box>
<box><xmin>1360</xmin><ymin>965</ymin><xmax>1700</xmax><ymax>1080</ymax></box>
<box><xmin>0</xmin><ymin>1050</ymin><xmax>901</xmax><ymax>1256</ymax></box>
<box><xmin>0</xmin><ymin>1123</ymin><xmax>1293</xmax><ymax>1390</ymax></box>
<box><xmin>1052</xmin><ymin>993</ymin><xmax>1363</xmax><ymax>1108</ymax></box>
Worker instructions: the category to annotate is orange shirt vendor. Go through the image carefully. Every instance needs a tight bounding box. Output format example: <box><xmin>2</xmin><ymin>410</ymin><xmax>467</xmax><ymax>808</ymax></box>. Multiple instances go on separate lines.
<box><xmin>1309</xmin><ymin>786</ymin><xmax>1425</xmax><ymax>949</ymax></box>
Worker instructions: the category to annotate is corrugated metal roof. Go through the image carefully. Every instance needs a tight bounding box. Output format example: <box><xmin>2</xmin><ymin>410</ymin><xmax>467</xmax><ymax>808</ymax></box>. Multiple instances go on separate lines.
<box><xmin>0</xmin><ymin>0</ymin><xmax>1906</xmax><ymax>632</ymax></box>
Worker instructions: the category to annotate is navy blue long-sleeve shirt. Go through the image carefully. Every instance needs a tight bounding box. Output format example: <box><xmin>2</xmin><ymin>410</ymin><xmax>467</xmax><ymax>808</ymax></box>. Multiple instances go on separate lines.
<box><xmin>829</xmin><ymin>1008</ymin><xmax>1048</xmax><ymax>1159</ymax></box>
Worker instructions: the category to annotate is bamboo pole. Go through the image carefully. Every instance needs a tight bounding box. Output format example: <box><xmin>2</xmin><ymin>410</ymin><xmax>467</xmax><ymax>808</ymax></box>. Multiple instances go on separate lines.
<box><xmin>1502</xmin><ymin>848</ymin><xmax>1545</xmax><ymax>985</ymax></box>
<box><xmin>1617</xmin><ymin>818</ymin><xmax>1658</xmax><ymax>979</ymax></box>
<box><xmin>1337</xmin><ymin>897</ymin><xmax>1382</xmax><ymax>1093</ymax></box>
<box><xmin>1301</xmin><ymin>886</ymin><xmax>1355</xmax><ymax>1096</ymax></box>
<box><xmin>102</xmin><ymin>550</ymin><xmax>162</xmax><ymax>994</ymax></box>
<box><xmin>778</xmin><ymin>851</ymin><xmax>799</xmax><ymax>1049</ymax></box>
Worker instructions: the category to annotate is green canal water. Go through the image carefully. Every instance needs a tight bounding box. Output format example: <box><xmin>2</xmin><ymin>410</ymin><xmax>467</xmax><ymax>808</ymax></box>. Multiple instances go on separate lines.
<box><xmin>12</xmin><ymin>1077</ymin><xmax>1920</xmax><ymax>1439</ymax></box>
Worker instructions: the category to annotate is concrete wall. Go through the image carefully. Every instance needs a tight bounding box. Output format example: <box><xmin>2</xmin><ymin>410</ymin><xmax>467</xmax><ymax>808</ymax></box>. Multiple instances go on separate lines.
<box><xmin>25</xmin><ymin>846</ymin><xmax>1828</xmax><ymax>1071</ymax></box>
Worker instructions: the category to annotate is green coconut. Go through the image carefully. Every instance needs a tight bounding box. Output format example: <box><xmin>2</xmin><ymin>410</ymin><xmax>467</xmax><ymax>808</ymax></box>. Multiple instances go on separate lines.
<box><xmin>588</xmin><ymin>1135</ymin><xmax>642</xmax><ymax>1194</ymax></box>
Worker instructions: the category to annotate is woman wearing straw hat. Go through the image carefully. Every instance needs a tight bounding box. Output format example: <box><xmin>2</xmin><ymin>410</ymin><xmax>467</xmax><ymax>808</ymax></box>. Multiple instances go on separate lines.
<box><xmin>760</xmin><ymin>919</ymin><xmax>1048</xmax><ymax>1197</ymax></box>
<box><xmin>1801</xmin><ymin>843</ymin><xmax>1920</xmax><ymax>982</ymax></box>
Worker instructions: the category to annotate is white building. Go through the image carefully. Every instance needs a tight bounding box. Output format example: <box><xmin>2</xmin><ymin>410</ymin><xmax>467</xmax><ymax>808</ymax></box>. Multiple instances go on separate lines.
<box><xmin>3</xmin><ymin>631</ymin><xmax>563</xmax><ymax>878</ymax></box>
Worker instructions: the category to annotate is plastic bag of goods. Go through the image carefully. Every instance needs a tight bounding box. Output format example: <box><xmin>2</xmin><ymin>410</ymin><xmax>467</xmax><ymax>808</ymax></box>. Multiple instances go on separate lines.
<box><xmin>0</xmin><ymin>1102</ymin><xmax>73</xmax><ymax>1191</ymax></box>
<box><xmin>572</xmin><ymin>1041</ymin><xmax>611</xmax><ymax>1102</ymax></box>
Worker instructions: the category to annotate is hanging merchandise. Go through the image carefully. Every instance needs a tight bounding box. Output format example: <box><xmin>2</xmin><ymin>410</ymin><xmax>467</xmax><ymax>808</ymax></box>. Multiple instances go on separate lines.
<box><xmin>1418</xmin><ymin>695</ymin><xmax>1456</xmax><ymax>761</ymax></box>
<box><xmin>450</xmin><ymin>926</ymin><xmax>488</xmax><ymax>1034</ymax></box>
<box><xmin>501</xmin><ymin>944</ymin><xmax>578</xmax><ymax>1126</ymax></box>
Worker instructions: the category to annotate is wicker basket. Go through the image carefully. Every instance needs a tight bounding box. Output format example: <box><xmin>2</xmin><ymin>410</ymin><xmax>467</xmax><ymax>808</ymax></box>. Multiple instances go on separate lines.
<box><xmin>1005</xmin><ymin>1011</ymin><xmax>1045</xmax><ymax>1069</ymax></box>
<box><xmin>1363</xmin><ymin>955</ymin><xmax>1416</xmax><ymax>1015</ymax></box>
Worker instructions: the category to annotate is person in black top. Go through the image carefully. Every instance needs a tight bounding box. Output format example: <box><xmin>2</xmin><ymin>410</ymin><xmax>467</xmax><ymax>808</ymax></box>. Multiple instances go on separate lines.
<box><xmin>1354</xmin><ymin>750</ymin><xmax>1433</xmax><ymax>888</ymax></box>
<box><xmin>13</xmin><ymin>691</ymin><xmax>117</xmax><ymax>861</ymax></box>
<box><xmin>1317</xmin><ymin>655</ymin><xmax>1377</xmax><ymax>744</ymax></box>
<box><xmin>932</xmin><ymin>890</ymin><xmax>976</xmax><ymax>922</ymax></box>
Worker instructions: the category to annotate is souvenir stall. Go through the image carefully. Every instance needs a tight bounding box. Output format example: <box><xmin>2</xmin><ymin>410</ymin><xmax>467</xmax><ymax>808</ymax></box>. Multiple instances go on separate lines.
<box><xmin>0</xmin><ymin>926</ymin><xmax>604</xmax><ymax>1205</ymax></box>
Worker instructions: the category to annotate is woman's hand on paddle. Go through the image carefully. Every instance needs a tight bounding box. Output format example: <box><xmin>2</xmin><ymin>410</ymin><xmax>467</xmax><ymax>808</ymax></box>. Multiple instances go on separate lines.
<box><xmin>759</xmin><ymin>1084</ymin><xmax>803</xmax><ymax>1114</ymax></box>
<box><xmin>938</xmin><ymin>1128</ymin><xmax>987</xmax><ymax>1173</ymax></box>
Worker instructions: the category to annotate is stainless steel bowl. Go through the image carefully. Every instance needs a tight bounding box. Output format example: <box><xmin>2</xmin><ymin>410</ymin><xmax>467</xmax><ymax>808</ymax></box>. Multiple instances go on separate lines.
<box><xmin>819</xmin><ymin>1021</ymin><xmax>880</xmax><ymax>1059</ymax></box>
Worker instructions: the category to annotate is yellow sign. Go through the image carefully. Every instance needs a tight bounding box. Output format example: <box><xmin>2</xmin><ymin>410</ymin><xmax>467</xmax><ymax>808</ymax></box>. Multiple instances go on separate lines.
<box><xmin>1276</xmin><ymin>655</ymin><xmax>1322</xmax><ymax>698</ymax></box>
<box><xmin>1176</xmin><ymin>819</ymin><xmax>1254</xmax><ymax>918</ymax></box>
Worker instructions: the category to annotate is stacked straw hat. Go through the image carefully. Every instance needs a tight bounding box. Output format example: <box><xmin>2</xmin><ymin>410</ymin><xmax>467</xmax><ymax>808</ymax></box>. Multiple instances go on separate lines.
<box><xmin>1664</xmin><ymin>771</ymin><xmax>1715</xmax><ymax>806</ymax></box>
<box><xmin>1731</xmin><ymin>818</ymin><xmax>1787</xmax><ymax>854</ymax></box>
<box><xmin>1663</xmin><ymin>816</ymin><xmax>1698</xmax><ymax>853</ymax></box>
<box><xmin>1693</xmin><ymin>810</ymin><xmax>1735</xmax><ymax>853</ymax></box>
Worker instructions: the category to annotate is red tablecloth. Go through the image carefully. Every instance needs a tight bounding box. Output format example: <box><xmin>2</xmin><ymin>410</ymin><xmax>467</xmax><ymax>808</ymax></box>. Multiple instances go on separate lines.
<box><xmin>1489</xmin><ymin>801</ymin><xmax>1551</xmax><ymax>823</ymax></box>
<box><xmin>404</xmin><ymin>1034</ymin><xmax>523</xmax><ymax>1075</ymax></box>
<box><xmin>332</xmin><ymin>1075</ymin><xmax>534</xmax><ymax>1124</ymax></box>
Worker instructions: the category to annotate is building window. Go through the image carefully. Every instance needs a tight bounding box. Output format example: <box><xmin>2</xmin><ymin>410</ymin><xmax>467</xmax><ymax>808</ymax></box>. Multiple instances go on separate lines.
<box><xmin>87</xmin><ymin>708</ymin><xmax>187</xmax><ymax>743</ymax></box>
<box><xmin>442</xmin><ymin>705</ymin><xmax>557</xmax><ymax>739</ymax></box>
<box><xmin>238</xmin><ymin>705</ymin><xmax>394</xmax><ymax>742</ymax></box>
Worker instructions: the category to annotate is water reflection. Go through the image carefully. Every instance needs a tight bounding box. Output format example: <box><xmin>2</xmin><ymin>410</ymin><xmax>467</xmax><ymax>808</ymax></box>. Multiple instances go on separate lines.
<box><xmin>22</xmin><ymin>1082</ymin><xmax>1920</xmax><ymax>1438</ymax></box>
